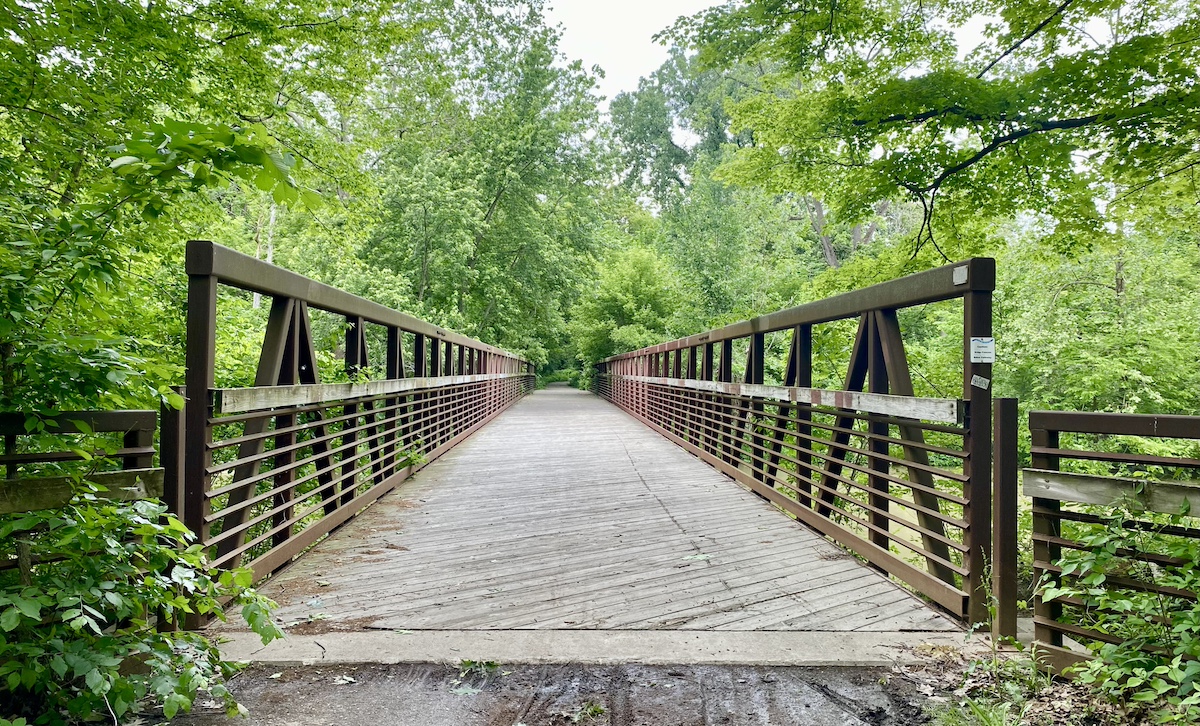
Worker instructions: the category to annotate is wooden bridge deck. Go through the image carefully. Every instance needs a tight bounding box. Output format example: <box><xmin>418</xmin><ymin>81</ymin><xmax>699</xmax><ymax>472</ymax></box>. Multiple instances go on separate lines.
<box><xmin>233</xmin><ymin>385</ymin><xmax>957</xmax><ymax>635</ymax></box>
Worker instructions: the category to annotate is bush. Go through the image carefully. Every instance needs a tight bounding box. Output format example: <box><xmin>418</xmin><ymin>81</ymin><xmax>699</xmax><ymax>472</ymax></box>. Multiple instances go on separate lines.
<box><xmin>0</xmin><ymin>491</ymin><xmax>282</xmax><ymax>724</ymax></box>
<box><xmin>539</xmin><ymin>368</ymin><xmax>583</xmax><ymax>388</ymax></box>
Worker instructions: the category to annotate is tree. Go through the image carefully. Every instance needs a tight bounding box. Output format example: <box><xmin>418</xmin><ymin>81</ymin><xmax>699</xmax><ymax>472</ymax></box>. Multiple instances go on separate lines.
<box><xmin>667</xmin><ymin>0</ymin><xmax>1200</xmax><ymax>253</ymax></box>
<box><xmin>569</xmin><ymin>244</ymin><xmax>683</xmax><ymax>365</ymax></box>
<box><xmin>0</xmin><ymin>0</ymin><xmax>444</xmax><ymax>410</ymax></box>
<box><xmin>363</xmin><ymin>4</ymin><xmax>610</xmax><ymax>364</ymax></box>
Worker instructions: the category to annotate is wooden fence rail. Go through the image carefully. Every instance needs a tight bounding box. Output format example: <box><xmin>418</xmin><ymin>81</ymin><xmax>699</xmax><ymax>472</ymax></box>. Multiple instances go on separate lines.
<box><xmin>595</xmin><ymin>259</ymin><xmax>1014</xmax><ymax>628</ymax></box>
<box><xmin>0</xmin><ymin>411</ymin><xmax>163</xmax><ymax>518</ymax></box>
<box><xmin>181</xmin><ymin>241</ymin><xmax>534</xmax><ymax>582</ymax></box>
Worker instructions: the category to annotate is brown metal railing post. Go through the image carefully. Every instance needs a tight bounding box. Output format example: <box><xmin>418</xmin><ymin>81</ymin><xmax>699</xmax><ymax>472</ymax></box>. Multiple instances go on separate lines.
<box><xmin>183</xmin><ymin>243</ymin><xmax>219</xmax><ymax>629</ymax></box>
<box><xmin>964</xmin><ymin>272</ymin><xmax>995</xmax><ymax>626</ymax></box>
<box><xmin>992</xmin><ymin>397</ymin><xmax>1019</xmax><ymax>640</ymax></box>
<box><xmin>796</xmin><ymin>325</ymin><xmax>814</xmax><ymax>507</ymax></box>
<box><xmin>341</xmin><ymin>315</ymin><xmax>364</xmax><ymax>506</ymax></box>
<box><xmin>1030</xmin><ymin>422</ymin><xmax>1063</xmax><ymax>649</ymax></box>
<box><xmin>748</xmin><ymin>332</ymin><xmax>766</xmax><ymax>483</ymax></box>
<box><xmin>719</xmin><ymin>339</ymin><xmax>734</xmax><ymax>463</ymax></box>
<box><xmin>867</xmin><ymin>313</ymin><xmax>890</xmax><ymax>549</ymax></box>
<box><xmin>183</xmin><ymin>245</ymin><xmax>217</xmax><ymax>552</ymax></box>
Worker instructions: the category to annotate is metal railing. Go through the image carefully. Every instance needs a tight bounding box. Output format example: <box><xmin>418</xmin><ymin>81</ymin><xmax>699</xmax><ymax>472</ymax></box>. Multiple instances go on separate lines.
<box><xmin>181</xmin><ymin>241</ymin><xmax>534</xmax><ymax>581</ymax></box>
<box><xmin>594</xmin><ymin>259</ymin><xmax>1009</xmax><ymax>626</ymax></box>
<box><xmin>1026</xmin><ymin>410</ymin><xmax>1200</xmax><ymax>671</ymax></box>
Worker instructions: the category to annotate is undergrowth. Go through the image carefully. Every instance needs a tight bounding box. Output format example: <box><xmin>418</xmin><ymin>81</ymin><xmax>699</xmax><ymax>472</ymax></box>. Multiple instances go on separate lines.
<box><xmin>0</xmin><ymin>490</ymin><xmax>282</xmax><ymax>724</ymax></box>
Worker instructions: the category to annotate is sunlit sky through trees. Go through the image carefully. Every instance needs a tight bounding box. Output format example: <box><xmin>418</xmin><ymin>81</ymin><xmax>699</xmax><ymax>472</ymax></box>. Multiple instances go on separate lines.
<box><xmin>546</xmin><ymin>0</ymin><xmax>714</xmax><ymax>104</ymax></box>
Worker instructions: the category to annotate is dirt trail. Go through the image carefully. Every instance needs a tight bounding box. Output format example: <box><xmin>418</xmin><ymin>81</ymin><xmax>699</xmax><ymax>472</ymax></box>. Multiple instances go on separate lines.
<box><xmin>176</xmin><ymin>662</ymin><xmax>931</xmax><ymax>726</ymax></box>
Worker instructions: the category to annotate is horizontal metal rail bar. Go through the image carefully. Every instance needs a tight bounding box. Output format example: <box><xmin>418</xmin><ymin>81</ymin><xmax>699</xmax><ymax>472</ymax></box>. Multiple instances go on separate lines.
<box><xmin>1029</xmin><ymin>410</ymin><xmax>1200</xmax><ymax>439</ymax></box>
<box><xmin>0</xmin><ymin>410</ymin><xmax>157</xmax><ymax>436</ymax></box>
<box><xmin>205</xmin><ymin>382</ymin><xmax>513</xmax><ymax>496</ymax></box>
<box><xmin>188</xmin><ymin>241</ymin><xmax>516</xmax><ymax>358</ymax></box>
<box><xmin>638</xmin><ymin>394</ymin><xmax>971</xmax><ymax>559</ymax></box>
<box><xmin>644</xmin><ymin>388</ymin><xmax>970</xmax><ymax>499</ymax></box>
<box><xmin>646</xmin><ymin>386</ymin><xmax>970</xmax><ymax>484</ymax></box>
<box><xmin>206</xmin><ymin>385</ymin><xmax>495</xmax><ymax>473</ymax></box>
<box><xmin>1029</xmin><ymin>446</ymin><xmax>1200</xmax><ymax>470</ymax></box>
<box><xmin>0</xmin><ymin>446</ymin><xmax>156</xmax><ymax>466</ymax></box>
<box><xmin>601</xmin><ymin>258</ymin><xmax>994</xmax><ymax>362</ymax></box>
<box><xmin>616</xmin><ymin>375</ymin><xmax>960</xmax><ymax>424</ymax></box>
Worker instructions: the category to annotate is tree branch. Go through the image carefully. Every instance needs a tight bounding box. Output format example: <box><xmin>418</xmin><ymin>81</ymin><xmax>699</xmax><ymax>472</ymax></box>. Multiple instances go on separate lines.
<box><xmin>920</xmin><ymin>112</ymin><xmax>1101</xmax><ymax>193</ymax></box>
<box><xmin>976</xmin><ymin>0</ymin><xmax>1077</xmax><ymax>78</ymax></box>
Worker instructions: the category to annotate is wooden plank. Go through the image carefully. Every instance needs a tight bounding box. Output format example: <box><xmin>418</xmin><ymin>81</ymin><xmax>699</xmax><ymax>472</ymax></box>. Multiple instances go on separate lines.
<box><xmin>617</xmin><ymin>376</ymin><xmax>959</xmax><ymax>424</ymax></box>
<box><xmin>0</xmin><ymin>468</ymin><xmax>165</xmax><ymax>514</ymax></box>
<box><xmin>214</xmin><ymin>373</ymin><xmax>523</xmax><ymax>414</ymax></box>
<box><xmin>1022</xmin><ymin>468</ymin><xmax>1200</xmax><ymax>515</ymax></box>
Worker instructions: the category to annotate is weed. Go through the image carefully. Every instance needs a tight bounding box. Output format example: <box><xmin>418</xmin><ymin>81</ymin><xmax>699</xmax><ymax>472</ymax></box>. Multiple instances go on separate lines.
<box><xmin>457</xmin><ymin>659</ymin><xmax>501</xmax><ymax>680</ymax></box>
<box><xmin>564</xmin><ymin>701</ymin><xmax>605</xmax><ymax>723</ymax></box>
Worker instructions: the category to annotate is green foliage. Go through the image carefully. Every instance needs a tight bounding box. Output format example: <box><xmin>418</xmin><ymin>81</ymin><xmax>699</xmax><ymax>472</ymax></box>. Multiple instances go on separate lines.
<box><xmin>1045</xmin><ymin>511</ymin><xmax>1200</xmax><ymax>723</ymax></box>
<box><xmin>362</xmin><ymin>5</ymin><xmax>609</xmax><ymax>364</ymax></box>
<box><xmin>456</xmin><ymin>660</ymin><xmax>500</xmax><ymax>680</ymax></box>
<box><xmin>667</xmin><ymin>0</ymin><xmax>1200</xmax><ymax>252</ymax></box>
<box><xmin>0</xmin><ymin>120</ymin><xmax>308</xmax><ymax>412</ymax></box>
<box><xmin>568</xmin><ymin>245</ymin><xmax>683</xmax><ymax>365</ymax></box>
<box><xmin>0</xmin><ymin>493</ymin><xmax>282</xmax><ymax>723</ymax></box>
<box><xmin>565</xmin><ymin>701</ymin><xmax>605</xmax><ymax>723</ymax></box>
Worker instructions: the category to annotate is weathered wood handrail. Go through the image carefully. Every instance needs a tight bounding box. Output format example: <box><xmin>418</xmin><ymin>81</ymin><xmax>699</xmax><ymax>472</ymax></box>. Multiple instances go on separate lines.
<box><xmin>594</xmin><ymin>259</ymin><xmax>1004</xmax><ymax>627</ymax></box>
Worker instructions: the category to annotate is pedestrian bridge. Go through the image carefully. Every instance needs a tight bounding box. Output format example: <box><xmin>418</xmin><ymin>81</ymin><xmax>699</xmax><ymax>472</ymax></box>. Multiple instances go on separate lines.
<box><xmin>233</xmin><ymin>385</ymin><xmax>956</xmax><ymax>638</ymax></box>
<box><xmin>15</xmin><ymin>241</ymin><xmax>1200</xmax><ymax>676</ymax></box>
<box><xmin>158</xmin><ymin>242</ymin><xmax>1011</xmax><ymax>656</ymax></box>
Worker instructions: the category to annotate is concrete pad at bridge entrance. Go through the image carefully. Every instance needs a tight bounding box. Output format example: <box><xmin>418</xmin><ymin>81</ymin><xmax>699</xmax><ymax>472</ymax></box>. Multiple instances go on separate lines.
<box><xmin>215</xmin><ymin>628</ymin><xmax>984</xmax><ymax>668</ymax></box>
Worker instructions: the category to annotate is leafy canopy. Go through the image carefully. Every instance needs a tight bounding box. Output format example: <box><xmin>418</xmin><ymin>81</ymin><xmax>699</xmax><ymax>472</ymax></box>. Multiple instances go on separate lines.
<box><xmin>666</xmin><ymin>0</ymin><xmax>1200</xmax><ymax>251</ymax></box>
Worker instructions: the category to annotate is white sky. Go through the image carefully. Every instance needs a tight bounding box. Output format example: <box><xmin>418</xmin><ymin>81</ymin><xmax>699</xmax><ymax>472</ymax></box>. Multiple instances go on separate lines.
<box><xmin>545</xmin><ymin>0</ymin><xmax>718</xmax><ymax>103</ymax></box>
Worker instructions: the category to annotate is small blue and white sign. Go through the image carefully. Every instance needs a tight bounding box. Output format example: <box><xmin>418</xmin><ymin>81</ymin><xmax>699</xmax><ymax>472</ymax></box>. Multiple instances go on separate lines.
<box><xmin>970</xmin><ymin>337</ymin><xmax>996</xmax><ymax>364</ymax></box>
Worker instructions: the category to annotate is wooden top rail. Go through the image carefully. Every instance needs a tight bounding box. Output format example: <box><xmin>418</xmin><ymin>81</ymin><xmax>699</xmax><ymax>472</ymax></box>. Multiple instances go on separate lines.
<box><xmin>611</xmin><ymin>375</ymin><xmax>961</xmax><ymax>424</ymax></box>
<box><xmin>187</xmin><ymin>240</ymin><xmax>520</xmax><ymax>361</ymax></box>
<box><xmin>601</xmin><ymin>257</ymin><xmax>995</xmax><ymax>362</ymax></box>
<box><xmin>213</xmin><ymin>373</ymin><xmax>529</xmax><ymax>414</ymax></box>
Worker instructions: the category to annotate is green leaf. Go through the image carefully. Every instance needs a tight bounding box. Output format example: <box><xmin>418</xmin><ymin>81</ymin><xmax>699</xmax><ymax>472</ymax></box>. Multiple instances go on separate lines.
<box><xmin>0</xmin><ymin>607</ymin><xmax>21</xmax><ymax>632</ymax></box>
<box><xmin>9</xmin><ymin>596</ymin><xmax>41</xmax><ymax>620</ymax></box>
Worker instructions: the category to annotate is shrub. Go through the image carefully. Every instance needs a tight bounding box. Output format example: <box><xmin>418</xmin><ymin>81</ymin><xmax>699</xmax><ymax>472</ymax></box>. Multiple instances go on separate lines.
<box><xmin>0</xmin><ymin>491</ymin><xmax>282</xmax><ymax>724</ymax></box>
<box><xmin>1043</xmin><ymin>511</ymin><xmax>1200</xmax><ymax>723</ymax></box>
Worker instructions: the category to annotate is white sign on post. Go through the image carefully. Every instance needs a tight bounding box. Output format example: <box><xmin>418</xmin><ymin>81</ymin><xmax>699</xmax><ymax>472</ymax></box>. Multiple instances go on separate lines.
<box><xmin>970</xmin><ymin>337</ymin><xmax>996</xmax><ymax>364</ymax></box>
